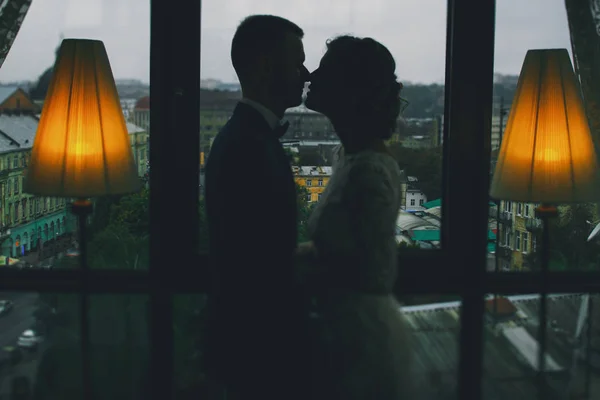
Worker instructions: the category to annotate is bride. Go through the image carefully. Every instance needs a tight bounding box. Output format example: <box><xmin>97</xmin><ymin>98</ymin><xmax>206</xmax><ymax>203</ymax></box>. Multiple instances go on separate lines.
<box><xmin>296</xmin><ymin>35</ymin><xmax>413</xmax><ymax>399</ymax></box>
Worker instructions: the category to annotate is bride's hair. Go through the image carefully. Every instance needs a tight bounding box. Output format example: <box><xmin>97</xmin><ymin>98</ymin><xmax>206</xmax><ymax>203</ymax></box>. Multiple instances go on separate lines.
<box><xmin>325</xmin><ymin>36</ymin><xmax>402</xmax><ymax>140</ymax></box>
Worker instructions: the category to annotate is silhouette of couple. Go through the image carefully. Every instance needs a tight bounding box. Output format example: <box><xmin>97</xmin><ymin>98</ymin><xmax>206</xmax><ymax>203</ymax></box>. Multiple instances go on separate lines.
<box><xmin>205</xmin><ymin>14</ymin><xmax>412</xmax><ymax>400</ymax></box>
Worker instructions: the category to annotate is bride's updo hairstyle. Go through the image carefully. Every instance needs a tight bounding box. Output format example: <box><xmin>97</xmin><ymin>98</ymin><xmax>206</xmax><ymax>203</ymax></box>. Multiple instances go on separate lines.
<box><xmin>324</xmin><ymin>35</ymin><xmax>402</xmax><ymax>140</ymax></box>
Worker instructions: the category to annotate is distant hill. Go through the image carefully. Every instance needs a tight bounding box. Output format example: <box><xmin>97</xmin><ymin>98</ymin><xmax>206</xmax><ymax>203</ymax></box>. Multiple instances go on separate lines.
<box><xmin>115</xmin><ymin>80</ymin><xmax>149</xmax><ymax>99</ymax></box>
<box><xmin>400</xmin><ymin>74</ymin><xmax>518</xmax><ymax>119</ymax></box>
<box><xmin>0</xmin><ymin>73</ymin><xmax>519</xmax><ymax>118</ymax></box>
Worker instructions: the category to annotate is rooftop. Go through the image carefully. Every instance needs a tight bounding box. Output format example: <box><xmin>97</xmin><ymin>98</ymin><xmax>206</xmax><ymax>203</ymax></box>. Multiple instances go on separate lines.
<box><xmin>402</xmin><ymin>293</ymin><xmax>599</xmax><ymax>399</ymax></box>
<box><xmin>292</xmin><ymin>166</ymin><xmax>332</xmax><ymax>176</ymax></box>
<box><xmin>0</xmin><ymin>114</ymin><xmax>38</xmax><ymax>153</ymax></box>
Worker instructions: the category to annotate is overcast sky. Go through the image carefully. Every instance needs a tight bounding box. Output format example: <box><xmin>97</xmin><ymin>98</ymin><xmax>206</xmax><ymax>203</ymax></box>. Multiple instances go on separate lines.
<box><xmin>0</xmin><ymin>0</ymin><xmax>573</xmax><ymax>84</ymax></box>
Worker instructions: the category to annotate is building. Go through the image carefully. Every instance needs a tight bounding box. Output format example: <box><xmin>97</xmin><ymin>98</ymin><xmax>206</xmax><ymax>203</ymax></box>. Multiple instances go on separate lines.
<box><xmin>282</xmin><ymin>105</ymin><xmax>337</xmax><ymax>142</ymax></box>
<box><xmin>393</xmin><ymin>117</ymin><xmax>440</xmax><ymax>148</ymax></box>
<box><xmin>132</xmin><ymin>96</ymin><xmax>150</xmax><ymax>131</ymax></box>
<box><xmin>128</xmin><ymin>122</ymin><xmax>149</xmax><ymax>178</ymax></box>
<box><xmin>491</xmin><ymin>113</ymin><xmax>509</xmax><ymax>150</ymax></box>
<box><xmin>292</xmin><ymin>166</ymin><xmax>332</xmax><ymax>203</ymax></box>
<box><xmin>199</xmin><ymin>89</ymin><xmax>241</xmax><ymax>152</ymax></box>
<box><xmin>495</xmin><ymin>200</ymin><xmax>542</xmax><ymax>270</ymax></box>
<box><xmin>405</xmin><ymin>187</ymin><xmax>428</xmax><ymax>211</ymax></box>
<box><xmin>0</xmin><ymin>87</ymin><xmax>72</xmax><ymax>258</ymax></box>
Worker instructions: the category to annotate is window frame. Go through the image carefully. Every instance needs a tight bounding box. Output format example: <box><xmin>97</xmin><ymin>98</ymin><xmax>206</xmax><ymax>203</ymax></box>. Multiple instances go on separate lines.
<box><xmin>0</xmin><ymin>1</ymin><xmax>593</xmax><ymax>399</ymax></box>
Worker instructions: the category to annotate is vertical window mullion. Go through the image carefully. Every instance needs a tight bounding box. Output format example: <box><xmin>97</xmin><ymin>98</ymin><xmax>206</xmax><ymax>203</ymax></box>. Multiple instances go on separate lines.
<box><xmin>443</xmin><ymin>0</ymin><xmax>496</xmax><ymax>399</ymax></box>
<box><xmin>149</xmin><ymin>0</ymin><xmax>201</xmax><ymax>398</ymax></box>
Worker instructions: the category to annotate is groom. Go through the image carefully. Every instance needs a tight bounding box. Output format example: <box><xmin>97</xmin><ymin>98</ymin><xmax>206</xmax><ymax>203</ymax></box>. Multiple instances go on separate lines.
<box><xmin>204</xmin><ymin>15</ymin><xmax>312</xmax><ymax>399</ymax></box>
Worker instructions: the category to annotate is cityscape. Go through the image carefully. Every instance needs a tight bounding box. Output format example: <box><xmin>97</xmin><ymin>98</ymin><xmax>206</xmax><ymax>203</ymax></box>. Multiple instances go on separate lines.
<box><xmin>0</xmin><ymin>65</ymin><xmax>594</xmax><ymax>398</ymax></box>
<box><xmin>0</xmin><ymin>0</ymin><xmax>595</xmax><ymax>398</ymax></box>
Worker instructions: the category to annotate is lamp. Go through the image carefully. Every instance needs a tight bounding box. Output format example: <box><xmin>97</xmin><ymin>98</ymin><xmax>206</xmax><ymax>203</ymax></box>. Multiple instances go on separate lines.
<box><xmin>24</xmin><ymin>39</ymin><xmax>141</xmax><ymax>398</ymax></box>
<box><xmin>490</xmin><ymin>48</ymin><xmax>600</xmax><ymax>396</ymax></box>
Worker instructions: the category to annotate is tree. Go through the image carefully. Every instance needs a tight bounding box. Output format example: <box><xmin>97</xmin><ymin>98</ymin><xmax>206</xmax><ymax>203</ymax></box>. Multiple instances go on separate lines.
<box><xmin>296</xmin><ymin>183</ymin><xmax>314</xmax><ymax>243</ymax></box>
<box><xmin>552</xmin><ymin>204</ymin><xmax>600</xmax><ymax>270</ymax></box>
<box><xmin>526</xmin><ymin>203</ymin><xmax>600</xmax><ymax>271</ymax></box>
<box><xmin>109</xmin><ymin>188</ymin><xmax>150</xmax><ymax>237</ymax></box>
<box><xmin>388</xmin><ymin>144</ymin><xmax>443</xmax><ymax>200</ymax></box>
<box><xmin>89</xmin><ymin>195</ymin><xmax>123</xmax><ymax>237</ymax></box>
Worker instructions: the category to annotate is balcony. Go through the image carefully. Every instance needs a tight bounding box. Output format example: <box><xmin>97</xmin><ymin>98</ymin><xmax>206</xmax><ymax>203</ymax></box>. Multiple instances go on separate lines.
<box><xmin>525</xmin><ymin>217</ymin><xmax>543</xmax><ymax>232</ymax></box>
<box><xmin>498</xmin><ymin>211</ymin><xmax>513</xmax><ymax>227</ymax></box>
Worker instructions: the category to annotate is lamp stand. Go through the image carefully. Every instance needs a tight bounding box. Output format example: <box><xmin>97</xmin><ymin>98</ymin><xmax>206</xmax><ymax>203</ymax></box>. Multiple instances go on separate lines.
<box><xmin>70</xmin><ymin>198</ymin><xmax>94</xmax><ymax>399</ymax></box>
<box><xmin>535</xmin><ymin>203</ymin><xmax>558</xmax><ymax>398</ymax></box>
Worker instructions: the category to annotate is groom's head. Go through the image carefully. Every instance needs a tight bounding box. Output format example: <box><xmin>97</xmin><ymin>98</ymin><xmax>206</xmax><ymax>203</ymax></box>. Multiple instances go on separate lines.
<box><xmin>232</xmin><ymin>15</ymin><xmax>309</xmax><ymax>114</ymax></box>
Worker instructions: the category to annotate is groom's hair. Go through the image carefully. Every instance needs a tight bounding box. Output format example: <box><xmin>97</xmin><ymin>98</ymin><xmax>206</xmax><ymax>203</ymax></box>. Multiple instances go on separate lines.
<box><xmin>231</xmin><ymin>15</ymin><xmax>303</xmax><ymax>82</ymax></box>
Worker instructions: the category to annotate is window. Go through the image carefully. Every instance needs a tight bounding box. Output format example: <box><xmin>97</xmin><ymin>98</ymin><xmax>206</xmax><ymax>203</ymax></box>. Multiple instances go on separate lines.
<box><xmin>517</xmin><ymin>202</ymin><xmax>522</xmax><ymax>215</ymax></box>
<box><xmin>504</xmin><ymin>200</ymin><xmax>512</xmax><ymax>212</ymax></box>
<box><xmin>419</xmin><ymin>199</ymin><xmax>424</xmax><ymax>206</ymax></box>
<box><xmin>522</xmin><ymin>231</ymin><xmax>528</xmax><ymax>253</ymax></box>
<box><xmin>0</xmin><ymin>1</ymin><xmax>154</xmax><ymax>396</ymax></box>
<box><xmin>318</xmin><ymin>178</ymin><xmax>323</xmax><ymax>186</ymax></box>
<box><xmin>524</xmin><ymin>203</ymin><xmax>530</xmax><ymax>216</ymax></box>
<box><xmin>515</xmin><ymin>230</ymin><xmax>521</xmax><ymax>251</ymax></box>
<box><xmin>306</xmin><ymin>194</ymin><xmax>312</xmax><ymax>202</ymax></box>
<box><xmin>306</xmin><ymin>179</ymin><xmax>312</xmax><ymax>187</ymax></box>
<box><xmin>410</xmin><ymin>198</ymin><xmax>416</xmax><ymax>206</ymax></box>
<box><xmin>0</xmin><ymin>0</ymin><xmax>592</xmax><ymax>398</ymax></box>
<box><xmin>318</xmin><ymin>193</ymin><xmax>322</xmax><ymax>201</ymax></box>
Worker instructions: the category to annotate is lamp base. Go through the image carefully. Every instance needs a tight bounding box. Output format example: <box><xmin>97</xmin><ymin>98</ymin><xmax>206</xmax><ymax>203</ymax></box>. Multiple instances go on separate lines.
<box><xmin>69</xmin><ymin>198</ymin><xmax>93</xmax><ymax>218</ymax></box>
<box><xmin>69</xmin><ymin>198</ymin><xmax>94</xmax><ymax>399</ymax></box>
<box><xmin>534</xmin><ymin>202</ymin><xmax>558</xmax><ymax>398</ymax></box>
<box><xmin>535</xmin><ymin>203</ymin><xmax>558</xmax><ymax>218</ymax></box>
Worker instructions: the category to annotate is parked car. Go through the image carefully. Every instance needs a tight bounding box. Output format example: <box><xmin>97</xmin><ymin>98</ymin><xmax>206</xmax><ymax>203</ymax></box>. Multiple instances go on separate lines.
<box><xmin>17</xmin><ymin>329</ymin><xmax>43</xmax><ymax>351</ymax></box>
<box><xmin>0</xmin><ymin>300</ymin><xmax>13</xmax><ymax>316</ymax></box>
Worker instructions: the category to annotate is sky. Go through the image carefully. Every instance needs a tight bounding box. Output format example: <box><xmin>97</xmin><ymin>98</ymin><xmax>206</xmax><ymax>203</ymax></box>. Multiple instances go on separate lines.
<box><xmin>0</xmin><ymin>0</ymin><xmax>573</xmax><ymax>85</ymax></box>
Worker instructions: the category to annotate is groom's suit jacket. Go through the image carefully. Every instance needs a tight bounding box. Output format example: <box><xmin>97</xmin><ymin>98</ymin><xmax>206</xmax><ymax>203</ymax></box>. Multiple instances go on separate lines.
<box><xmin>204</xmin><ymin>101</ymin><xmax>311</xmax><ymax>394</ymax></box>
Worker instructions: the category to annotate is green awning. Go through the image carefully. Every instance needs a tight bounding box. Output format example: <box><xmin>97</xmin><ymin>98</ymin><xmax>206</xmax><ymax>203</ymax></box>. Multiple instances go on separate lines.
<box><xmin>422</xmin><ymin>199</ymin><xmax>441</xmax><ymax>209</ymax></box>
<box><xmin>487</xmin><ymin>242</ymin><xmax>495</xmax><ymax>253</ymax></box>
<box><xmin>410</xmin><ymin>229</ymin><xmax>496</xmax><ymax>243</ymax></box>
<box><xmin>410</xmin><ymin>230</ymin><xmax>440</xmax><ymax>241</ymax></box>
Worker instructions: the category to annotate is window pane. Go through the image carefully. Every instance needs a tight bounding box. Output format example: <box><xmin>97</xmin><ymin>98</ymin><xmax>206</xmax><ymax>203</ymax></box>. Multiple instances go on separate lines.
<box><xmin>490</xmin><ymin>0</ymin><xmax>599</xmax><ymax>272</ymax></box>
<box><xmin>174</xmin><ymin>294</ymin><xmax>208</xmax><ymax>398</ymax></box>
<box><xmin>399</xmin><ymin>294</ymin><xmax>461</xmax><ymax>398</ymax></box>
<box><xmin>30</xmin><ymin>294</ymin><xmax>149</xmax><ymax>399</ymax></box>
<box><xmin>483</xmin><ymin>293</ymin><xmax>599</xmax><ymax>399</ymax></box>
<box><xmin>200</xmin><ymin>0</ymin><xmax>447</xmax><ymax>249</ymax></box>
<box><xmin>0</xmin><ymin>0</ymin><xmax>150</xmax><ymax>270</ymax></box>
<box><xmin>0</xmin><ymin>292</ymin><xmax>42</xmax><ymax>399</ymax></box>
<box><xmin>186</xmin><ymin>293</ymin><xmax>458</xmax><ymax>398</ymax></box>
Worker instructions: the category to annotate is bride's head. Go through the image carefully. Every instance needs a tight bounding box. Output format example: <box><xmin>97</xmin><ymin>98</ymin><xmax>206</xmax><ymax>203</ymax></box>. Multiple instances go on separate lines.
<box><xmin>305</xmin><ymin>35</ymin><xmax>403</xmax><ymax>143</ymax></box>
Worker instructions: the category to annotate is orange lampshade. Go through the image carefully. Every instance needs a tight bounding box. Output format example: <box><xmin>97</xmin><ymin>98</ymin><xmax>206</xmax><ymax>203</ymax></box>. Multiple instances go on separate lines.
<box><xmin>24</xmin><ymin>39</ymin><xmax>141</xmax><ymax>197</ymax></box>
<box><xmin>490</xmin><ymin>48</ymin><xmax>600</xmax><ymax>203</ymax></box>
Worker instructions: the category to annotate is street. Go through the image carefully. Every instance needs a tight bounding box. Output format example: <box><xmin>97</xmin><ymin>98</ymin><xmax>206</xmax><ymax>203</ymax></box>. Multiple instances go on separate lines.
<box><xmin>0</xmin><ymin>292</ymin><xmax>42</xmax><ymax>399</ymax></box>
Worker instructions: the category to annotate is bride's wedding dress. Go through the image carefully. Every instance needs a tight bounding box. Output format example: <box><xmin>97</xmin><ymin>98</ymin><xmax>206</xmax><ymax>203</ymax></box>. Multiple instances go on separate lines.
<box><xmin>307</xmin><ymin>145</ymin><xmax>413</xmax><ymax>399</ymax></box>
